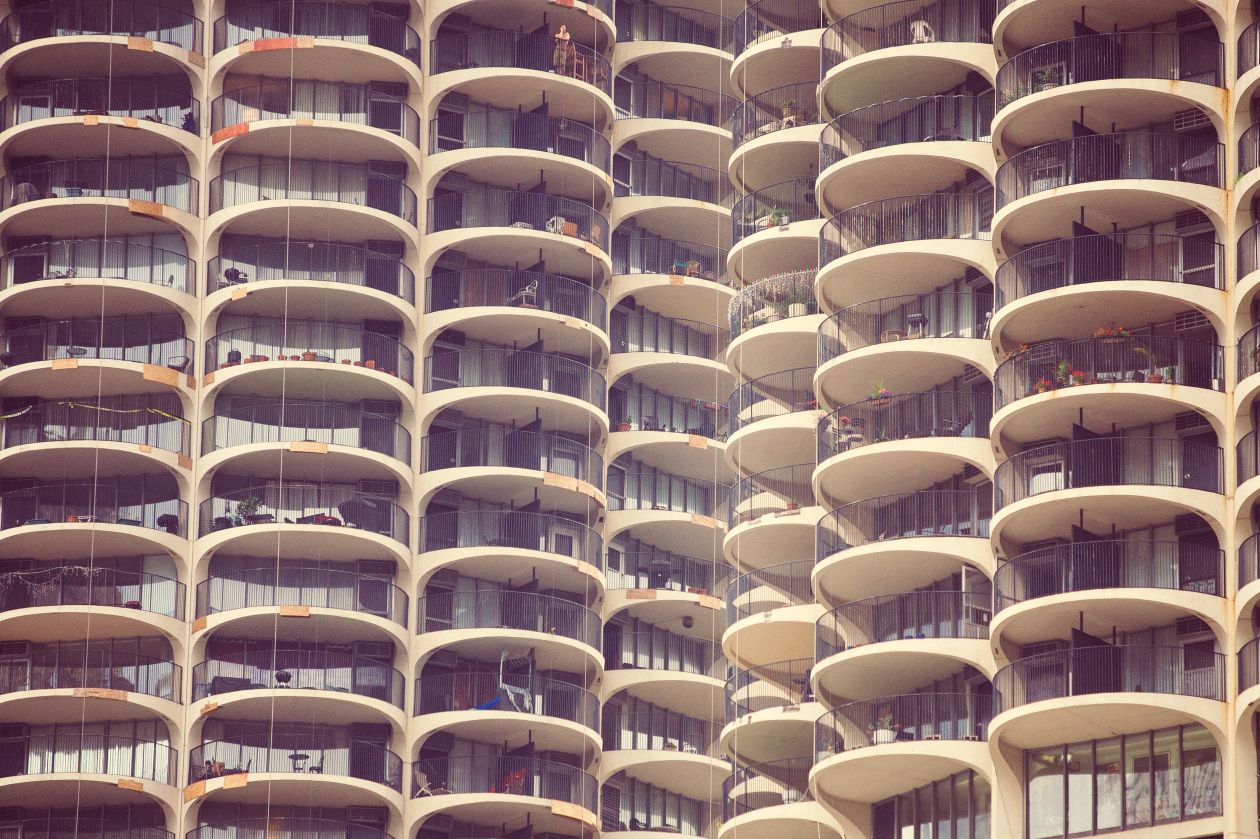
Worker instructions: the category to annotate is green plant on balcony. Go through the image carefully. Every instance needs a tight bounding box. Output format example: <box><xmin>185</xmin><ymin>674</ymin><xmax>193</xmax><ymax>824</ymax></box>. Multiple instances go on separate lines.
<box><xmin>768</xmin><ymin>207</ymin><xmax>792</xmax><ymax>226</ymax></box>
<box><xmin>1133</xmin><ymin>346</ymin><xmax>1165</xmax><ymax>383</ymax></box>
<box><xmin>234</xmin><ymin>495</ymin><xmax>263</xmax><ymax>524</ymax></box>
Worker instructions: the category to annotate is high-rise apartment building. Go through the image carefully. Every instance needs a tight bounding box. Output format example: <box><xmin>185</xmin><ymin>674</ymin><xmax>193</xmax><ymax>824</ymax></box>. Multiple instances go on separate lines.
<box><xmin>0</xmin><ymin>1</ymin><xmax>1249</xmax><ymax>839</ymax></box>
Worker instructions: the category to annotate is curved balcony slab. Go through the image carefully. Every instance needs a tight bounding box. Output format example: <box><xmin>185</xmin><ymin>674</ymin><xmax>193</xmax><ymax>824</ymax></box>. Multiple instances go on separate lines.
<box><xmin>725</xmin><ymin>409</ymin><xmax>816</xmax><ymax>476</ymax></box>
<box><xmin>719</xmin><ymin>800</ymin><xmax>841</xmax><ymax>839</ymax></box>
<box><xmin>814</xmin><ymin>339</ymin><xmax>995</xmax><ymax>409</ymax></box>
<box><xmin>194</xmin><ymin>606</ymin><xmax>407</xmax><ymax>652</ymax></box>
<box><xmin>721</xmin><ymin>701</ymin><xmax>821</xmax><ymax>764</ymax></box>
<box><xmin>811</xmin><ymin>741</ymin><xmax>990</xmax><ymax>804</ymax></box>
<box><xmin>605</xmin><ymin>507</ymin><xmax>726</xmax><ymax>561</ymax></box>
<box><xmin>724</xmin><ymin>505</ymin><xmax>822</xmax><ymax>569</ymax></box>
<box><xmin>0</xmin><ymin>772</ymin><xmax>178</xmax><ymax>813</ymax></box>
<box><xmin>814</xmin><ymin>437</ymin><xmax>993</xmax><ymax>507</ymax></box>
<box><xmin>821</xmin><ymin>45</ymin><xmax>997</xmax><ymax>119</ymax></box>
<box><xmin>600</xmin><ymin>749</ymin><xmax>729</xmax><ymax>801</ymax></box>
<box><xmin>195</xmin><ymin>518</ymin><xmax>409</xmax><ymax>568</ymax></box>
<box><xmin>0</xmin><ymin>602</ymin><xmax>184</xmax><ymax>650</ymax></box>
<box><xmin>731</xmin><ymin>27</ymin><xmax>824</xmax><ymax>98</ymax></box>
<box><xmin>416</xmin><ymin>547</ymin><xmax>602</xmax><ymax>600</ymax></box>
<box><xmin>731</xmin><ymin>124</ymin><xmax>823</xmax><ymax>198</ymax></box>
<box><xmin>409</xmin><ymin>708</ymin><xmax>596</xmax><ymax>764</ymax></box>
<box><xmin>819</xmin><ymin>141</ymin><xmax>996</xmax><ymax>217</ymax></box>
<box><xmin>190</xmin><ymin>689</ymin><xmax>405</xmax><ymax>735</ymax></box>
<box><xmin>813</xmin><ymin>639</ymin><xmax>994</xmax><ymax>707</ymax></box>
<box><xmin>724</xmin><ymin>603</ymin><xmax>821</xmax><ymax>668</ymax></box>
<box><xmin>0</xmin><ymin>687</ymin><xmax>180</xmax><ymax>732</ymax></box>
<box><xmin>602</xmin><ymin>668</ymin><xmax>725</xmax><ymax>714</ymax></box>
<box><xmin>187</xmin><ymin>768</ymin><xmax>402</xmax><ymax>812</ymax></box>
<box><xmin>210</xmin><ymin>36</ymin><xmax>420</xmax><ymax>91</ymax></box>
<box><xmin>406</xmin><ymin>756</ymin><xmax>597</xmax><ymax>827</ymax></box>
<box><xmin>726</xmin><ymin>219</ymin><xmax>823</xmax><ymax>289</ymax></box>
<box><xmin>814</xmin><ymin>536</ymin><xmax>994</xmax><ymax>608</ymax></box>
<box><xmin>0</xmin><ymin>36</ymin><xmax>201</xmax><ymax>83</ymax></box>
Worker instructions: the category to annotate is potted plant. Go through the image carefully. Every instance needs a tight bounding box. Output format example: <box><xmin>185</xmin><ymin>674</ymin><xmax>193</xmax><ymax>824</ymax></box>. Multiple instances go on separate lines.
<box><xmin>869</xmin><ymin>711</ymin><xmax>901</xmax><ymax>745</ymax></box>
<box><xmin>785</xmin><ymin>500</ymin><xmax>800</xmax><ymax>511</ymax></box>
<box><xmin>1163</xmin><ymin>365</ymin><xmax>1175</xmax><ymax>384</ymax></box>
<box><xmin>1094</xmin><ymin>323</ymin><xmax>1131</xmax><ymax>343</ymax></box>
<box><xmin>768</xmin><ymin>207</ymin><xmax>791</xmax><ymax>226</ymax></box>
<box><xmin>1134</xmin><ymin>346</ymin><xmax>1163</xmax><ymax>382</ymax></box>
<box><xmin>1033</xmin><ymin>376</ymin><xmax>1055</xmax><ymax>394</ymax></box>
<box><xmin>868</xmin><ymin>383</ymin><xmax>892</xmax><ymax>406</ymax></box>
<box><xmin>617</xmin><ymin>418</ymin><xmax>633</xmax><ymax>432</ymax></box>
<box><xmin>301</xmin><ymin>350</ymin><xmax>317</xmax><ymax>361</ymax></box>
<box><xmin>234</xmin><ymin>495</ymin><xmax>263</xmax><ymax>525</ymax></box>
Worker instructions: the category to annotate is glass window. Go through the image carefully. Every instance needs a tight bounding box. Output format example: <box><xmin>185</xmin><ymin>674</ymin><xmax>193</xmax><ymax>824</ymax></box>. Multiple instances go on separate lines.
<box><xmin>1066</xmin><ymin>741</ymin><xmax>1093</xmax><ymax>835</ymax></box>
<box><xmin>1152</xmin><ymin>728</ymin><xmax>1180</xmax><ymax>822</ymax></box>
<box><xmin>935</xmin><ymin>778</ymin><xmax>953</xmax><ymax>839</ymax></box>
<box><xmin>973</xmin><ymin>773</ymin><xmax>990</xmax><ymax>839</ymax></box>
<box><xmin>1027</xmin><ymin>747</ymin><xmax>1065</xmax><ymax>839</ymax></box>
<box><xmin>1094</xmin><ymin>738</ymin><xmax>1122</xmax><ymax>832</ymax></box>
<box><xmin>1124</xmin><ymin>732</ymin><xmax>1151</xmax><ymax>828</ymax></box>
<box><xmin>1181</xmin><ymin>724</ymin><xmax>1220</xmax><ymax>817</ymax></box>
<box><xmin>954</xmin><ymin>772</ymin><xmax>971</xmax><ymax>839</ymax></box>
<box><xmin>897</xmin><ymin>792</ymin><xmax>915</xmax><ymax>839</ymax></box>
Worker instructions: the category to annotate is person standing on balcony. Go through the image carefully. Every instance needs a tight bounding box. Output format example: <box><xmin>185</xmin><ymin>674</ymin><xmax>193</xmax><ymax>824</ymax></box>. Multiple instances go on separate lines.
<box><xmin>553</xmin><ymin>25</ymin><xmax>571</xmax><ymax>74</ymax></box>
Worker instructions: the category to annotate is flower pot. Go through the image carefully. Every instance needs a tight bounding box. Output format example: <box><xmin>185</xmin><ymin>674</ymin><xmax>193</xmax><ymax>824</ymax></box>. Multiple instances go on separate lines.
<box><xmin>1147</xmin><ymin>373</ymin><xmax>1164</xmax><ymax>383</ymax></box>
<box><xmin>65</xmin><ymin>515</ymin><xmax>78</xmax><ymax>523</ymax></box>
<box><xmin>1101</xmin><ymin>337</ymin><xmax>1126</xmax><ymax>344</ymax></box>
<box><xmin>365</xmin><ymin>360</ymin><xmax>377</xmax><ymax>370</ymax></box>
<box><xmin>341</xmin><ymin>358</ymin><xmax>352</xmax><ymax>365</ymax></box>
<box><xmin>785</xmin><ymin>501</ymin><xmax>800</xmax><ymax>510</ymax></box>
<box><xmin>302</xmin><ymin>352</ymin><xmax>317</xmax><ymax>361</ymax></box>
<box><xmin>872</xmin><ymin>729</ymin><xmax>896</xmax><ymax>745</ymax></box>
<box><xmin>617</xmin><ymin>422</ymin><xmax>632</xmax><ymax>432</ymax></box>
<box><xmin>869</xmin><ymin>397</ymin><xmax>890</xmax><ymax>406</ymax></box>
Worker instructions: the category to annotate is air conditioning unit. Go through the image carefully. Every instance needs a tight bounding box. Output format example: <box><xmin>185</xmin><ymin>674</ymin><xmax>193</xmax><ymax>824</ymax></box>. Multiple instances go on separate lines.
<box><xmin>1176</xmin><ymin>616</ymin><xmax>1210</xmax><ymax>636</ymax></box>
<box><xmin>1174</xmin><ymin>310</ymin><xmax>1209</xmax><ymax>332</ymax></box>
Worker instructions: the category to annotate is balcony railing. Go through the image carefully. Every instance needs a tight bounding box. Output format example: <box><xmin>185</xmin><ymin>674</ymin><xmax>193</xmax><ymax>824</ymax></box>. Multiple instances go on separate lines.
<box><xmin>6</xmin><ymin>733</ymin><xmax>175</xmax><ymax>783</ymax></box>
<box><xmin>2</xmin><ymin>158</ymin><xmax>198</xmax><ymax>213</ymax></box>
<box><xmin>431</xmin><ymin>107</ymin><xmax>610</xmax><ymax>173</ymax></box>
<box><xmin>995</xmin><ymin>133</ymin><xmax>1224</xmax><ymax>207</ymax></box>
<box><xmin>411</xmin><ymin>755</ymin><xmax>597</xmax><ymax>810</ymax></box>
<box><xmin>821</xmin><ymin>94</ymin><xmax>994</xmax><ymax>169</ymax></box>
<box><xmin>417</xmin><ymin>671</ymin><xmax>599</xmax><ymax>731</ymax></box>
<box><xmin>191</xmin><ymin>738</ymin><xmax>403</xmax><ymax>790</ymax></box>
<box><xmin>819</xmin><ymin>192</ymin><xmax>991</xmax><ymax>265</ymax></box>
<box><xmin>422</xmin><ymin>428</ymin><xmax>602</xmax><ymax>487</ymax></box>
<box><xmin>424</xmin><ymin>348</ymin><xmax>606</xmax><ymax>412</ymax></box>
<box><xmin>195</xmin><ymin>566</ymin><xmax>409</xmax><ymax>627</ymax></box>
<box><xmin>722</xmin><ymin>757</ymin><xmax>812</xmax><ymax>819</ymax></box>
<box><xmin>214</xmin><ymin>1</ymin><xmax>422</xmax><ymax>63</ymax></box>
<box><xmin>192</xmin><ymin>649</ymin><xmax>404</xmax><ymax>708</ymax></box>
<box><xmin>817</xmin><ymin>490</ymin><xmax>990</xmax><ymax>560</ymax></box>
<box><xmin>995</xmin><ymin>232</ymin><xmax>1225</xmax><ymax>309</ymax></box>
<box><xmin>1239</xmin><ymin>637</ymin><xmax>1260</xmax><ymax>692</ymax></box>
<box><xmin>732</xmin><ymin>177</ymin><xmax>820</xmax><ymax>243</ymax></box>
<box><xmin>208</xmin><ymin>241</ymin><xmax>414</xmax><ymax>302</ymax></box>
<box><xmin>817</xmin><ymin>291</ymin><xmax>993</xmax><ymax>362</ymax></box>
<box><xmin>427</xmin><ymin>270</ymin><xmax>605</xmax><ymax>328</ymax></box>
<box><xmin>0</xmin><ymin>566</ymin><xmax>184</xmax><ymax>618</ymax></box>
<box><xmin>995</xmin><ymin>540</ymin><xmax>1223</xmax><ymax>612</ymax></box>
<box><xmin>617</xmin><ymin>80</ymin><xmax>736</xmax><ymax>129</ymax></box>
<box><xmin>30</xmin><ymin>819</ymin><xmax>171</xmax><ymax>839</ymax></box>
<box><xmin>817</xmin><ymin>391</ymin><xmax>992</xmax><ymax>462</ymax></box>
<box><xmin>418</xmin><ymin>590</ymin><xmax>602</xmax><ymax>650</ymax></box>
<box><xmin>1</xmin><ymin>77</ymin><xmax>198</xmax><ymax>133</ymax></box>
<box><xmin>815</xmin><ymin>693</ymin><xmax>992</xmax><ymax>756</ymax></box>
<box><xmin>0</xmin><ymin>651</ymin><xmax>180</xmax><ymax>701</ymax></box>
<box><xmin>729</xmin><ymin>269</ymin><xmax>818</xmax><ymax>337</ymax></box>
<box><xmin>202</xmin><ymin>402</ymin><xmax>411</xmax><ymax>464</ymax></box>
<box><xmin>4</xmin><ymin>238</ymin><xmax>192</xmax><ymax>294</ymax></box>
<box><xmin>613</xmin><ymin>237</ymin><xmax>728</xmax><ymax>282</ymax></box>
<box><xmin>427</xmin><ymin>189</ymin><xmax>609</xmax><ymax>252</ymax></box>
<box><xmin>607</xmin><ymin>550</ymin><xmax>730</xmax><ymax>596</ymax></box>
<box><xmin>0</xmin><ymin>318</ymin><xmax>191</xmax><ymax>371</ymax></box>
<box><xmin>205</xmin><ymin>323</ymin><xmax>414</xmax><ymax>382</ymax></box>
<box><xmin>430</xmin><ymin>31</ymin><xmax>611</xmax><ymax>96</ymax></box>
<box><xmin>605</xmin><ymin>631</ymin><xmax>727</xmax><ymax>679</ymax></box>
<box><xmin>199</xmin><ymin>485</ymin><xmax>410</xmax><ymax>545</ymax></box>
<box><xmin>0</xmin><ymin>0</ymin><xmax>202</xmax><ymax>52</ymax></box>
<box><xmin>210</xmin><ymin>160</ymin><xmax>417</xmax><ymax>224</ymax></box>
<box><xmin>1242</xmin><ymin>20</ymin><xmax>1260</xmax><ymax>77</ymax></box>
<box><xmin>724</xmin><ymin>658</ymin><xmax>813</xmax><ymax>719</ymax></box>
<box><xmin>725</xmin><ymin>367</ymin><xmax>816</xmax><ymax>435</ymax></box>
<box><xmin>726</xmin><ymin>560</ymin><xmax>813</xmax><ymax>624</ymax></box>
<box><xmin>620</xmin><ymin>395</ymin><xmax>727</xmax><ymax>439</ymax></box>
<box><xmin>2</xmin><ymin>400</ymin><xmax>190</xmax><ymax>457</ymax></box>
<box><xmin>188</xmin><ymin>819</ymin><xmax>386</xmax><ymax>839</ymax></box>
<box><xmin>212</xmin><ymin>81</ymin><xmax>420</xmax><ymax>146</ymax></box>
<box><xmin>816</xmin><ymin>590</ymin><xmax>991</xmax><ymax>660</ymax></box>
<box><xmin>994</xmin><ymin>437</ymin><xmax>1223</xmax><ymax>509</ymax></box>
<box><xmin>612</xmin><ymin>315</ymin><xmax>729</xmax><ymax>360</ymax></box>
<box><xmin>0</xmin><ymin>482</ymin><xmax>186</xmax><ymax>536</ymax></box>
<box><xmin>732</xmin><ymin>82</ymin><xmax>820</xmax><ymax>149</ymax></box>
<box><xmin>617</xmin><ymin>158</ymin><xmax>733</xmax><ymax>207</ymax></box>
<box><xmin>995</xmin><ymin>336</ymin><xmax>1223</xmax><ymax>407</ymax></box>
<box><xmin>997</xmin><ymin>33</ymin><xmax>1223</xmax><ymax>109</ymax></box>
<box><xmin>734</xmin><ymin>0</ymin><xmax>823</xmax><ymax>54</ymax></box>
<box><xmin>994</xmin><ymin>645</ymin><xmax>1225</xmax><ymax>711</ymax></box>
<box><xmin>419</xmin><ymin>510</ymin><xmax>603</xmax><ymax>570</ymax></box>
<box><xmin>729</xmin><ymin>463</ymin><xmax>814</xmax><ymax>528</ymax></box>
<box><xmin>821</xmin><ymin>0</ymin><xmax>994</xmax><ymax>70</ymax></box>
<box><xmin>616</xmin><ymin>5</ymin><xmax>734</xmax><ymax>52</ymax></box>
<box><xmin>608</xmin><ymin>472</ymin><xmax>729</xmax><ymax>522</ymax></box>
<box><xmin>604</xmin><ymin>710</ymin><xmax>718</xmax><ymax>757</ymax></box>
<box><xmin>1237</xmin><ymin>324</ymin><xmax>1260</xmax><ymax>382</ymax></box>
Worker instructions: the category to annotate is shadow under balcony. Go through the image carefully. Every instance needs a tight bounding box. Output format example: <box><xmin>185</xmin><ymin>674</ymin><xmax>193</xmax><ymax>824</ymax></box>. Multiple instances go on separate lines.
<box><xmin>195</xmin><ymin>565</ymin><xmax>409</xmax><ymax>631</ymax></box>
<box><xmin>0</xmin><ymin>0</ymin><xmax>203</xmax><ymax>57</ymax></box>
<box><xmin>722</xmin><ymin>756</ymin><xmax>836</xmax><ymax>839</ymax></box>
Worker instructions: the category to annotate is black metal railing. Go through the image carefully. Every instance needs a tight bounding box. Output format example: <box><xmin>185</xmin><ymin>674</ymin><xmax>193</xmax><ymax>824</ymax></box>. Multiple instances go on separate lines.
<box><xmin>212</xmin><ymin>81</ymin><xmax>420</xmax><ymax>146</ymax></box>
<box><xmin>607</xmin><ymin>551</ymin><xmax>729</xmax><ymax>595</ymax></box>
<box><xmin>4</xmin><ymin>238</ymin><xmax>192</xmax><ymax>293</ymax></box>
<box><xmin>422</xmin><ymin>428</ymin><xmax>602</xmax><ymax>487</ymax></box>
<box><xmin>819</xmin><ymin>191</ymin><xmax>991</xmax><ymax>265</ymax></box>
<box><xmin>734</xmin><ymin>0</ymin><xmax>823</xmax><ymax>54</ymax></box>
<box><xmin>0</xmin><ymin>483</ymin><xmax>186</xmax><ymax>536</ymax></box>
<box><xmin>430</xmin><ymin>31</ymin><xmax>611</xmax><ymax>96</ymax></box>
<box><xmin>995</xmin><ymin>335</ymin><xmax>1223</xmax><ymax>407</ymax></box>
<box><xmin>604</xmin><ymin>710</ymin><xmax>718</xmax><ymax>756</ymax></box>
<box><xmin>994</xmin><ymin>437</ymin><xmax>1224</xmax><ymax>509</ymax></box>
<box><xmin>1</xmin><ymin>77</ymin><xmax>198</xmax><ymax>132</ymax></box>
<box><xmin>3</xmin><ymin>158</ymin><xmax>198</xmax><ymax>212</ymax></box>
<box><xmin>817</xmin><ymin>291</ymin><xmax>993</xmax><ymax>362</ymax></box>
<box><xmin>210</xmin><ymin>160</ymin><xmax>416</xmax><ymax>224</ymax></box>
<box><xmin>1242</xmin><ymin>20</ymin><xmax>1260</xmax><ymax>77</ymax></box>
<box><xmin>199</xmin><ymin>485</ymin><xmax>410</xmax><ymax>545</ymax></box>
<box><xmin>193</xmin><ymin>649</ymin><xmax>405</xmax><ymax>708</ymax></box>
<box><xmin>608</xmin><ymin>472</ymin><xmax>729</xmax><ymax>522</ymax></box>
<box><xmin>202</xmin><ymin>402</ymin><xmax>410</xmax><ymax>464</ymax></box>
<box><xmin>1242</xmin><ymin>123</ymin><xmax>1260</xmax><ymax>177</ymax></box>
<box><xmin>994</xmin><ymin>645</ymin><xmax>1225</xmax><ymax>711</ymax></box>
<box><xmin>725</xmin><ymin>367</ymin><xmax>816</xmax><ymax>435</ymax></box>
<box><xmin>0</xmin><ymin>650</ymin><xmax>179</xmax><ymax>701</ymax></box>
<box><xmin>816</xmin><ymin>590</ymin><xmax>991</xmax><ymax>660</ymax></box>
<box><xmin>995</xmin><ymin>233</ymin><xmax>1225</xmax><ymax>308</ymax></box>
<box><xmin>195</xmin><ymin>566</ymin><xmax>408</xmax><ymax>627</ymax></box>
<box><xmin>208</xmin><ymin>241</ymin><xmax>414</xmax><ymax>302</ymax></box>
<box><xmin>420</xmin><ymin>510</ymin><xmax>604</xmax><ymax>570</ymax></box>
<box><xmin>617</xmin><ymin>157</ymin><xmax>733</xmax><ymax>207</ymax></box>
<box><xmin>0</xmin><ymin>0</ymin><xmax>202</xmax><ymax>51</ymax></box>
<box><xmin>605</xmin><ymin>631</ymin><xmax>727</xmax><ymax>679</ymax></box>
<box><xmin>1241</xmin><ymin>221</ymin><xmax>1260</xmax><ymax>282</ymax></box>
<box><xmin>817</xmin><ymin>391</ymin><xmax>991</xmax><ymax>462</ymax></box>
<box><xmin>732</xmin><ymin>178</ymin><xmax>820</xmax><ymax>243</ymax></box>
<box><xmin>821</xmin><ymin>94</ymin><xmax>994</xmax><ymax>169</ymax></box>
<box><xmin>214</xmin><ymin>1</ymin><xmax>422</xmax><ymax>63</ymax></box>
<box><xmin>1</xmin><ymin>400</ymin><xmax>189</xmax><ymax>456</ymax></box>
<box><xmin>191</xmin><ymin>739</ymin><xmax>402</xmax><ymax>790</ymax></box>
<box><xmin>5</xmin><ymin>733</ymin><xmax>175</xmax><ymax>783</ymax></box>
<box><xmin>619</xmin><ymin>395</ymin><xmax>728</xmax><ymax>439</ymax></box>
<box><xmin>817</xmin><ymin>490</ymin><xmax>989</xmax><ymax>560</ymax></box>
<box><xmin>417</xmin><ymin>671</ymin><xmax>599</xmax><ymax>731</ymax></box>
<box><xmin>427</xmin><ymin>189</ymin><xmax>609</xmax><ymax>252</ymax></box>
<box><xmin>1242</xmin><ymin>533</ymin><xmax>1260</xmax><ymax>590</ymax></box>
<box><xmin>995</xmin><ymin>132</ymin><xmax>1223</xmax><ymax>207</ymax></box>
<box><xmin>724</xmin><ymin>658</ymin><xmax>813</xmax><ymax>719</ymax></box>
<box><xmin>729</xmin><ymin>463</ymin><xmax>814</xmax><ymax>528</ymax></box>
<box><xmin>821</xmin><ymin>0</ymin><xmax>994</xmax><ymax>70</ymax></box>
<box><xmin>1240</xmin><ymin>637</ymin><xmax>1260</xmax><ymax>692</ymax></box>
<box><xmin>995</xmin><ymin>540</ymin><xmax>1223</xmax><ymax>611</ymax></box>
<box><xmin>188</xmin><ymin>819</ymin><xmax>385</xmax><ymax>839</ymax></box>
<box><xmin>723</xmin><ymin>757</ymin><xmax>813</xmax><ymax>819</ymax></box>
<box><xmin>612</xmin><ymin>315</ymin><xmax>729</xmax><ymax>360</ymax></box>
<box><xmin>618</xmin><ymin>80</ymin><xmax>736</xmax><ymax>128</ymax></box>
<box><xmin>0</xmin><ymin>318</ymin><xmax>191</xmax><ymax>370</ymax></box>
<box><xmin>1238</xmin><ymin>429</ymin><xmax>1260</xmax><ymax>484</ymax></box>
<box><xmin>205</xmin><ymin>323</ymin><xmax>413</xmax><ymax>382</ymax></box>
<box><xmin>431</xmin><ymin>107</ymin><xmax>610</xmax><ymax>173</ymax></box>
<box><xmin>815</xmin><ymin>693</ymin><xmax>992</xmax><ymax>757</ymax></box>
<box><xmin>411</xmin><ymin>755</ymin><xmax>597</xmax><ymax>810</ymax></box>
<box><xmin>424</xmin><ymin>348</ymin><xmax>606</xmax><ymax>412</ymax></box>
<box><xmin>0</xmin><ymin>566</ymin><xmax>184</xmax><ymax>618</ymax></box>
<box><xmin>613</xmin><ymin>237</ymin><xmax>727</xmax><ymax>281</ymax></box>
<box><xmin>726</xmin><ymin>560</ymin><xmax>813</xmax><ymax>623</ymax></box>
<box><xmin>617</xmin><ymin>5</ymin><xmax>733</xmax><ymax>52</ymax></box>
<box><xmin>733</xmin><ymin>82</ymin><xmax>820</xmax><ymax>149</ymax></box>
<box><xmin>418</xmin><ymin>591</ymin><xmax>602</xmax><ymax>650</ymax></box>
<box><xmin>729</xmin><ymin>269</ymin><xmax>818</xmax><ymax>337</ymax></box>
